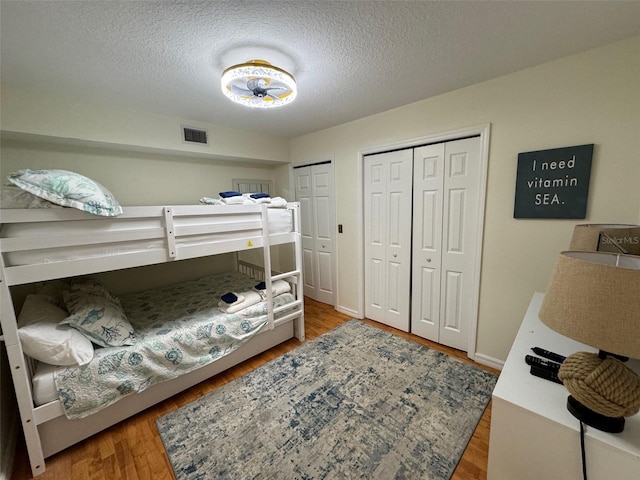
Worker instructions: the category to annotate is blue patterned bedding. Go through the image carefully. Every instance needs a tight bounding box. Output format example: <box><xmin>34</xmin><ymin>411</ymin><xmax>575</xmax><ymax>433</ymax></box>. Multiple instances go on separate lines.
<box><xmin>54</xmin><ymin>271</ymin><xmax>294</xmax><ymax>419</ymax></box>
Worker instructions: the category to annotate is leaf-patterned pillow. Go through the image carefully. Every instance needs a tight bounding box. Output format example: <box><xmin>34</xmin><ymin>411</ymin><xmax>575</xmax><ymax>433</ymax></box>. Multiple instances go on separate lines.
<box><xmin>61</xmin><ymin>291</ymin><xmax>136</xmax><ymax>347</ymax></box>
<box><xmin>8</xmin><ymin>169</ymin><xmax>123</xmax><ymax>217</ymax></box>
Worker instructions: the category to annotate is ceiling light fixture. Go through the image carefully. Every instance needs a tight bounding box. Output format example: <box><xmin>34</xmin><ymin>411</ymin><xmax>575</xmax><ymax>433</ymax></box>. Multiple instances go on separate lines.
<box><xmin>221</xmin><ymin>59</ymin><xmax>297</xmax><ymax>108</ymax></box>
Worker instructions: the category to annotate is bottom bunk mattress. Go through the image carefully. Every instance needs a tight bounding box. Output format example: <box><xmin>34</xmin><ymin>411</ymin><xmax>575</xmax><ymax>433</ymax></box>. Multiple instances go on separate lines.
<box><xmin>31</xmin><ymin>271</ymin><xmax>296</xmax><ymax>419</ymax></box>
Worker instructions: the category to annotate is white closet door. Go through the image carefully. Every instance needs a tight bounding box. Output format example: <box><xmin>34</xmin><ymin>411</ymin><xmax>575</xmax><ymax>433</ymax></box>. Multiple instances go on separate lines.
<box><xmin>411</xmin><ymin>136</ymin><xmax>481</xmax><ymax>351</ymax></box>
<box><xmin>310</xmin><ymin>163</ymin><xmax>336</xmax><ymax>305</ymax></box>
<box><xmin>411</xmin><ymin>143</ymin><xmax>445</xmax><ymax>341</ymax></box>
<box><xmin>294</xmin><ymin>167</ymin><xmax>317</xmax><ymax>299</ymax></box>
<box><xmin>294</xmin><ymin>163</ymin><xmax>336</xmax><ymax>306</ymax></box>
<box><xmin>438</xmin><ymin>136</ymin><xmax>481</xmax><ymax>350</ymax></box>
<box><xmin>364</xmin><ymin>150</ymin><xmax>413</xmax><ymax>331</ymax></box>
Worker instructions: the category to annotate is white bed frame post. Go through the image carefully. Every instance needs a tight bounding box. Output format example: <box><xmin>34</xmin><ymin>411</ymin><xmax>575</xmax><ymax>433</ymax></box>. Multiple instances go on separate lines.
<box><xmin>0</xmin><ymin>255</ymin><xmax>46</xmax><ymax>477</ymax></box>
<box><xmin>291</xmin><ymin>203</ymin><xmax>304</xmax><ymax>340</ymax></box>
<box><xmin>260</xmin><ymin>204</ymin><xmax>275</xmax><ymax>331</ymax></box>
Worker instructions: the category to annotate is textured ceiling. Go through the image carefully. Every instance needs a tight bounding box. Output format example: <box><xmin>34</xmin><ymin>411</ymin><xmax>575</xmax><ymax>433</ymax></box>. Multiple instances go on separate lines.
<box><xmin>2</xmin><ymin>1</ymin><xmax>640</xmax><ymax>138</ymax></box>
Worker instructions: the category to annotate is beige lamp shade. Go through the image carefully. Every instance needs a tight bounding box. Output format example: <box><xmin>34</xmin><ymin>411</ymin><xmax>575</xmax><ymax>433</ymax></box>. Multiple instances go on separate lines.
<box><xmin>569</xmin><ymin>224</ymin><xmax>640</xmax><ymax>255</ymax></box>
<box><xmin>539</xmin><ymin>251</ymin><xmax>640</xmax><ymax>359</ymax></box>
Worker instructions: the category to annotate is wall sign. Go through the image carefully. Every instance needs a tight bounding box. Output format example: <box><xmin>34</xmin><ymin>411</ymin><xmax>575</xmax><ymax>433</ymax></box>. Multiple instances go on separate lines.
<box><xmin>514</xmin><ymin>144</ymin><xmax>594</xmax><ymax>219</ymax></box>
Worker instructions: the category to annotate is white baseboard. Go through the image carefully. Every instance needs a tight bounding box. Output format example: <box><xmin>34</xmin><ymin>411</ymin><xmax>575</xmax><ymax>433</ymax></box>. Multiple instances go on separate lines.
<box><xmin>0</xmin><ymin>415</ymin><xmax>17</xmax><ymax>480</ymax></box>
<box><xmin>333</xmin><ymin>304</ymin><xmax>503</xmax><ymax>371</ymax></box>
<box><xmin>335</xmin><ymin>305</ymin><xmax>360</xmax><ymax>318</ymax></box>
<box><xmin>473</xmin><ymin>352</ymin><xmax>504</xmax><ymax>371</ymax></box>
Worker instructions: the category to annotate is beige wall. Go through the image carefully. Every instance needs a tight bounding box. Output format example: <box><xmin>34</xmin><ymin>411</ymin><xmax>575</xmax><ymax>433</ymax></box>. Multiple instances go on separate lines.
<box><xmin>0</xmin><ymin>139</ymin><xmax>286</xmax><ymax>206</ymax></box>
<box><xmin>289</xmin><ymin>36</ymin><xmax>640</xmax><ymax>364</ymax></box>
<box><xmin>0</xmin><ymin>85</ymin><xmax>290</xmax><ymax>164</ymax></box>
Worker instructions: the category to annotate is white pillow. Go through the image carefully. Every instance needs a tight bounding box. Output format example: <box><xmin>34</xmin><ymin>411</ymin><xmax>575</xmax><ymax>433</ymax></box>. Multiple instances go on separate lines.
<box><xmin>7</xmin><ymin>169</ymin><xmax>123</xmax><ymax>217</ymax></box>
<box><xmin>18</xmin><ymin>294</ymin><xmax>94</xmax><ymax>366</ymax></box>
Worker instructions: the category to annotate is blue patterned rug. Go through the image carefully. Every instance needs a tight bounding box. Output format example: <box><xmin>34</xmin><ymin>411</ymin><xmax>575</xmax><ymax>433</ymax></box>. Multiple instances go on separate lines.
<box><xmin>156</xmin><ymin>320</ymin><xmax>497</xmax><ymax>479</ymax></box>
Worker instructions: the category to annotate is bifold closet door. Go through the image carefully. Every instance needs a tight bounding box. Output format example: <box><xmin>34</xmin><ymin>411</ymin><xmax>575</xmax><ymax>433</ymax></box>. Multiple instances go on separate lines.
<box><xmin>294</xmin><ymin>163</ymin><xmax>336</xmax><ymax>306</ymax></box>
<box><xmin>411</xmin><ymin>137</ymin><xmax>481</xmax><ymax>351</ymax></box>
<box><xmin>364</xmin><ymin>150</ymin><xmax>412</xmax><ymax>331</ymax></box>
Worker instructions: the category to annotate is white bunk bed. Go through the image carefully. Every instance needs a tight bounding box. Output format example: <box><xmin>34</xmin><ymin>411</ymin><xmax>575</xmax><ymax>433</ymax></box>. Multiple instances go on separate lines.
<box><xmin>0</xmin><ymin>202</ymin><xmax>304</xmax><ymax>477</ymax></box>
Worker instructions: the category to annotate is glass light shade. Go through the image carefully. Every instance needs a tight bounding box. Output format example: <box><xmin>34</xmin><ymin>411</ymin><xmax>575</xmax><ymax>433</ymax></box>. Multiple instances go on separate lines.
<box><xmin>221</xmin><ymin>59</ymin><xmax>297</xmax><ymax>108</ymax></box>
<box><xmin>539</xmin><ymin>251</ymin><xmax>640</xmax><ymax>359</ymax></box>
<box><xmin>569</xmin><ymin>224</ymin><xmax>640</xmax><ymax>255</ymax></box>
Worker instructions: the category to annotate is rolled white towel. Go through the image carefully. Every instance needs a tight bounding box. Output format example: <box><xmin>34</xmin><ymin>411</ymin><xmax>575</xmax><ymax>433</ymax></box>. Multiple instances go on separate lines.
<box><xmin>253</xmin><ymin>280</ymin><xmax>291</xmax><ymax>299</ymax></box>
<box><xmin>269</xmin><ymin>197</ymin><xmax>287</xmax><ymax>208</ymax></box>
<box><xmin>218</xmin><ymin>290</ymin><xmax>263</xmax><ymax>314</ymax></box>
<box><xmin>200</xmin><ymin>197</ymin><xmax>223</xmax><ymax>205</ymax></box>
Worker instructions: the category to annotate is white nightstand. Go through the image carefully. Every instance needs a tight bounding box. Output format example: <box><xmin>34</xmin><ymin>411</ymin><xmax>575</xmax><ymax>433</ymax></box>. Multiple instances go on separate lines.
<box><xmin>487</xmin><ymin>292</ymin><xmax>640</xmax><ymax>480</ymax></box>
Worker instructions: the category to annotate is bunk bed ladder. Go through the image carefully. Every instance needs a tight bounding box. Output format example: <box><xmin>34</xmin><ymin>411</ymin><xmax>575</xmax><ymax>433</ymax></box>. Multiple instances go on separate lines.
<box><xmin>259</xmin><ymin>203</ymin><xmax>304</xmax><ymax>340</ymax></box>
<box><xmin>279</xmin><ymin>203</ymin><xmax>304</xmax><ymax>341</ymax></box>
<box><xmin>0</xmin><ymin>255</ymin><xmax>46</xmax><ymax>477</ymax></box>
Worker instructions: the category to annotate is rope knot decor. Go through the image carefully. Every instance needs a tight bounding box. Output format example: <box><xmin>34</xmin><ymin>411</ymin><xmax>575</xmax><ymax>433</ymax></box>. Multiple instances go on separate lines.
<box><xmin>558</xmin><ymin>352</ymin><xmax>640</xmax><ymax>418</ymax></box>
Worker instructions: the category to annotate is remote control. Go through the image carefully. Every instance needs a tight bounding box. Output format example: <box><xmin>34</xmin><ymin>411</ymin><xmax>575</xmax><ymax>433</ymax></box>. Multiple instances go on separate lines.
<box><xmin>525</xmin><ymin>354</ymin><xmax>561</xmax><ymax>371</ymax></box>
<box><xmin>531</xmin><ymin>347</ymin><xmax>566</xmax><ymax>364</ymax></box>
<box><xmin>530</xmin><ymin>365</ymin><xmax>563</xmax><ymax>384</ymax></box>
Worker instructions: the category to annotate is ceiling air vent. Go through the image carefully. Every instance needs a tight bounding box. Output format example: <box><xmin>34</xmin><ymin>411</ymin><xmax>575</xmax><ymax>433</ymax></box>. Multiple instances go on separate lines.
<box><xmin>182</xmin><ymin>126</ymin><xmax>208</xmax><ymax>145</ymax></box>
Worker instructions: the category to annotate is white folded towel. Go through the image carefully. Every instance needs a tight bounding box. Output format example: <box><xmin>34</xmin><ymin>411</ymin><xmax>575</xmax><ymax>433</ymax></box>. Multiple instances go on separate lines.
<box><xmin>221</xmin><ymin>196</ymin><xmax>247</xmax><ymax>205</ymax></box>
<box><xmin>243</xmin><ymin>193</ymin><xmax>272</xmax><ymax>204</ymax></box>
<box><xmin>218</xmin><ymin>292</ymin><xmax>245</xmax><ymax>307</ymax></box>
<box><xmin>218</xmin><ymin>290</ymin><xmax>263</xmax><ymax>314</ymax></box>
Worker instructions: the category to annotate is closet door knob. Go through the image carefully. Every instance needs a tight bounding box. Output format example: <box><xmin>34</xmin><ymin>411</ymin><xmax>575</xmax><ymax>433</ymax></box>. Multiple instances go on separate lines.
<box><xmin>426</xmin><ymin>258</ymin><xmax>432</xmax><ymax>263</ymax></box>
<box><xmin>393</xmin><ymin>253</ymin><xmax>397</xmax><ymax>258</ymax></box>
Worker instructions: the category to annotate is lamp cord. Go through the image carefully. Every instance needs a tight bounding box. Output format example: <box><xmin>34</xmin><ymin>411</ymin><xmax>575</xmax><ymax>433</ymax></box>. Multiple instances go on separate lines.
<box><xmin>580</xmin><ymin>421</ymin><xmax>588</xmax><ymax>480</ymax></box>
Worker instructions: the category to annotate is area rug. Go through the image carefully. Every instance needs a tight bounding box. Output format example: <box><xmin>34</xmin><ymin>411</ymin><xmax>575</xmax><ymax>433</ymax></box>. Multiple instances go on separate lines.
<box><xmin>156</xmin><ymin>320</ymin><xmax>497</xmax><ymax>479</ymax></box>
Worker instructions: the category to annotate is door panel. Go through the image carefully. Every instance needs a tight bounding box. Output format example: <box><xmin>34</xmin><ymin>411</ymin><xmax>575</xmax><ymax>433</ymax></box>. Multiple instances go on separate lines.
<box><xmin>411</xmin><ymin>144</ymin><xmax>444</xmax><ymax>341</ymax></box>
<box><xmin>420</xmin><ymin>191</ymin><xmax>438</xmax><ymax>250</ymax></box>
<box><xmin>364</xmin><ymin>156</ymin><xmax>387</xmax><ymax>323</ymax></box>
<box><xmin>443</xmin><ymin>270</ymin><xmax>462</xmax><ymax>332</ymax></box>
<box><xmin>302</xmin><ymin>248</ymin><xmax>316</xmax><ymax>292</ymax></box>
<box><xmin>369</xmin><ymin>257</ymin><xmax>384</xmax><ymax>311</ymax></box>
<box><xmin>416</xmin><ymin>265</ymin><xmax>437</xmax><ymax>326</ymax></box>
<box><xmin>438</xmin><ymin>137</ymin><xmax>481</xmax><ymax>351</ymax></box>
<box><xmin>365</xmin><ymin>187</ymin><xmax>386</xmax><ymax>322</ymax></box>
<box><xmin>295</xmin><ymin>172</ymin><xmax>317</xmax><ymax>298</ymax></box>
<box><xmin>446</xmin><ymin>189</ymin><xmax>465</xmax><ymax>253</ymax></box>
<box><xmin>314</xmin><ymin>196</ymin><xmax>331</xmax><ymax>240</ymax></box>
<box><xmin>364</xmin><ymin>150</ymin><xmax>412</xmax><ymax>331</ymax></box>
<box><xmin>294</xmin><ymin>163</ymin><xmax>336</xmax><ymax>306</ymax></box>
<box><xmin>317</xmin><ymin>250</ymin><xmax>334</xmax><ymax>295</ymax></box>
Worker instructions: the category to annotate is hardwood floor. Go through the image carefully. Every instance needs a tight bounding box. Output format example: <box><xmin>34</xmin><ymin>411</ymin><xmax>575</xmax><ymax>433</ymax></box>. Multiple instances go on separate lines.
<box><xmin>11</xmin><ymin>298</ymin><xmax>500</xmax><ymax>479</ymax></box>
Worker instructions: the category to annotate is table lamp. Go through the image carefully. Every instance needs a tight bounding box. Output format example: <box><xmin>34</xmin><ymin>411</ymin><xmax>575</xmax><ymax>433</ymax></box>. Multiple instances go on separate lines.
<box><xmin>539</xmin><ymin>251</ymin><xmax>640</xmax><ymax>433</ymax></box>
<box><xmin>569</xmin><ymin>224</ymin><xmax>640</xmax><ymax>255</ymax></box>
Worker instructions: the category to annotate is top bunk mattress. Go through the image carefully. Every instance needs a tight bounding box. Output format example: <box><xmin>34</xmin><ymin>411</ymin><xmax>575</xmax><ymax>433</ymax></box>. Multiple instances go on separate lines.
<box><xmin>0</xmin><ymin>204</ymin><xmax>298</xmax><ymax>285</ymax></box>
